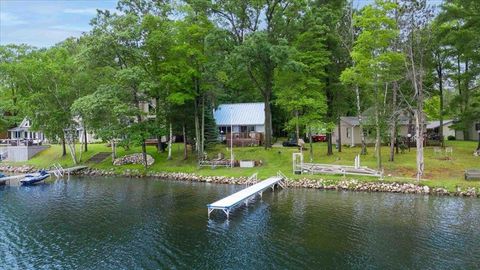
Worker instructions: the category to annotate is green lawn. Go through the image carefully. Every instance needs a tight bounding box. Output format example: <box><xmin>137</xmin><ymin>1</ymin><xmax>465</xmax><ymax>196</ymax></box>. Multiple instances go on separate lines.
<box><xmin>4</xmin><ymin>140</ymin><xmax>480</xmax><ymax>191</ymax></box>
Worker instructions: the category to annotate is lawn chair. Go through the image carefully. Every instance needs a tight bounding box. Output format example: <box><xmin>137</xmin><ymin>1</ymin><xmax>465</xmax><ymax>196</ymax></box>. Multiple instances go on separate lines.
<box><xmin>433</xmin><ymin>147</ymin><xmax>442</xmax><ymax>156</ymax></box>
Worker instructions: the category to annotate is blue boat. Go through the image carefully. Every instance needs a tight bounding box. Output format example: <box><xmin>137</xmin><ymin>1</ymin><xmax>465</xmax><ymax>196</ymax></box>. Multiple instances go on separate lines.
<box><xmin>20</xmin><ymin>170</ymin><xmax>50</xmax><ymax>186</ymax></box>
<box><xmin>0</xmin><ymin>173</ymin><xmax>5</xmax><ymax>186</ymax></box>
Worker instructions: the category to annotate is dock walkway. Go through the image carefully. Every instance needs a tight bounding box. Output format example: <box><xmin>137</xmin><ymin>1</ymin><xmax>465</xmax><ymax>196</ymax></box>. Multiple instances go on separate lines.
<box><xmin>207</xmin><ymin>172</ymin><xmax>286</xmax><ymax>219</ymax></box>
<box><xmin>1</xmin><ymin>166</ymin><xmax>88</xmax><ymax>183</ymax></box>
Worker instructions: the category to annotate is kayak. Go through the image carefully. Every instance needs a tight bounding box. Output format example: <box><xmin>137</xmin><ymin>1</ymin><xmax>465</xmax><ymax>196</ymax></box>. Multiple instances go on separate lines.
<box><xmin>20</xmin><ymin>170</ymin><xmax>50</xmax><ymax>186</ymax></box>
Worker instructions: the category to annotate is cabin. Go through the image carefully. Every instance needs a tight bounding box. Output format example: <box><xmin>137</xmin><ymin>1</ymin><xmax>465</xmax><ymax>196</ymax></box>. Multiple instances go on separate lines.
<box><xmin>426</xmin><ymin>120</ymin><xmax>455</xmax><ymax>140</ymax></box>
<box><xmin>455</xmin><ymin>121</ymin><xmax>480</xmax><ymax>141</ymax></box>
<box><xmin>213</xmin><ymin>103</ymin><xmax>265</xmax><ymax>146</ymax></box>
<box><xmin>332</xmin><ymin>112</ymin><xmax>419</xmax><ymax>147</ymax></box>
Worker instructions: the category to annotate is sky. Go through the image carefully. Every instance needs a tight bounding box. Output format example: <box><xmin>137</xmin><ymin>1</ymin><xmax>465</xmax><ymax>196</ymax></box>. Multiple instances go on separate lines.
<box><xmin>0</xmin><ymin>0</ymin><xmax>118</xmax><ymax>47</ymax></box>
<box><xmin>0</xmin><ymin>0</ymin><xmax>443</xmax><ymax>48</ymax></box>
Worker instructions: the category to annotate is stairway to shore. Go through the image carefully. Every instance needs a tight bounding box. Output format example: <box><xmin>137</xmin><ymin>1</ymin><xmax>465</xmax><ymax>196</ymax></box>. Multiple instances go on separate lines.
<box><xmin>86</xmin><ymin>152</ymin><xmax>111</xmax><ymax>164</ymax></box>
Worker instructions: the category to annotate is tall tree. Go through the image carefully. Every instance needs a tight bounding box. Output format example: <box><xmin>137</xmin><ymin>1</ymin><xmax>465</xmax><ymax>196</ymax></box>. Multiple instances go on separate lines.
<box><xmin>399</xmin><ymin>0</ymin><xmax>434</xmax><ymax>180</ymax></box>
<box><xmin>341</xmin><ymin>0</ymin><xmax>404</xmax><ymax>170</ymax></box>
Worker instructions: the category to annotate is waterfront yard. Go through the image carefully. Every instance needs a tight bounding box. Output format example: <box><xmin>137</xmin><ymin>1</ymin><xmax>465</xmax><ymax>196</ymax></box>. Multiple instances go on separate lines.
<box><xmin>2</xmin><ymin>140</ymin><xmax>478</xmax><ymax>191</ymax></box>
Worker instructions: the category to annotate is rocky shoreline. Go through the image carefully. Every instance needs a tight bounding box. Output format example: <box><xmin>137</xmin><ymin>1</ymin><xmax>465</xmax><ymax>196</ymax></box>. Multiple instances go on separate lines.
<box><xmin>1</xmin><ymin>165</ymin><xmax>478</xmax><ymax>197</ymax></box>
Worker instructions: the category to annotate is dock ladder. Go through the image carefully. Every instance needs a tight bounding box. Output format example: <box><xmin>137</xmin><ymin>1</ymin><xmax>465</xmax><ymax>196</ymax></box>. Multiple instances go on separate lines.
<box><xmin>52</xmin><ymin>163</ymin><xmax>65</xmax><ymax>178</ymax></box>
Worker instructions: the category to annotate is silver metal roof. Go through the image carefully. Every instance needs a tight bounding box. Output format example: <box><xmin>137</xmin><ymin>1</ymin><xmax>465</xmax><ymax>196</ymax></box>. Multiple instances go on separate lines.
<box><xmin>427</xmin><ymin>120</ymin><xmax>454</xmax><ymax>129</ymax></box>
<box><xmin>214</xmin><ymin>103</ymin><xmax>265</xmax><ymax>126</ymax></box>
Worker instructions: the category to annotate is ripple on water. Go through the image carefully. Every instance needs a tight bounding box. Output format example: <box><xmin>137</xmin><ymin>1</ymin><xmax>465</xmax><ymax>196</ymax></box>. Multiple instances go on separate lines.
<box><xmin>1</xmin><ymin>177</ymin><xmax>480</xmax><ymax>269</ymax></box>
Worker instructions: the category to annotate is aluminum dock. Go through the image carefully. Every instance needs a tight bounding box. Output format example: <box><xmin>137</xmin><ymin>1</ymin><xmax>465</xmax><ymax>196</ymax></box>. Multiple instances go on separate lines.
<box><xmin>207</xmin><ymin>172</ymin><xmax>287</xmax><ymax>219</ymax></box>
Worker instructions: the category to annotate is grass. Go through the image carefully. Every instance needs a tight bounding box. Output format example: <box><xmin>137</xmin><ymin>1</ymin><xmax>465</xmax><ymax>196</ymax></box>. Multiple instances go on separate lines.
<box><xmin>3</xmin><ymin>140</ymin><xmax>480</xmax><ymax>191</ymax></box>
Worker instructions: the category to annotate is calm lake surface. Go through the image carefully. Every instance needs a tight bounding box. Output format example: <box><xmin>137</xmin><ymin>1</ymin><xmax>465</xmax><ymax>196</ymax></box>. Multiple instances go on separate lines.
<box><xmin>1</xmin><ymin>177</ymin><xmax>479</xmax><ymax>270</ymax></box>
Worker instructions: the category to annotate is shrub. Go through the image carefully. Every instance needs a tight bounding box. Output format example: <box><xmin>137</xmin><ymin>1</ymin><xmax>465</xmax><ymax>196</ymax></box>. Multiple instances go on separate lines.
<box><xmin>447</xmin><ymin>135</ymin><xmax>456</xmax><ymax>141</ymax></box>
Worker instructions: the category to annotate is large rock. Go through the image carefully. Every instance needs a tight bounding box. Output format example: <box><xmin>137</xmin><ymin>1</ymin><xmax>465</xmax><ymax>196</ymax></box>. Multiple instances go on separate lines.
<box><xmin>113</xmin><ymin>153</ymin><xmax>155</xmax><ymax>166</ymax></box>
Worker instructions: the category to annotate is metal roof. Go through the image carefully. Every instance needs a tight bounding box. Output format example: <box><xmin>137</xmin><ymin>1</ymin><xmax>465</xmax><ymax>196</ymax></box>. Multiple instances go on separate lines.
<box><xmin>341</xmin><ymin>115</ymin><xmax>412</xmax><ymax>127</ymax></box>
<box><xmin>214</xmin><ymin>103</ymin><xmax>265</xmax><ymax>126</ymax></box>
<box><xmin>427</xmin><ymin>120</ymin><xmax>454</xmax><ymax>129</ymax></box>
<box><xmin>341</xmin><ymin>117</ymin><xmax>360</xmax><ymax>126</ymax></box>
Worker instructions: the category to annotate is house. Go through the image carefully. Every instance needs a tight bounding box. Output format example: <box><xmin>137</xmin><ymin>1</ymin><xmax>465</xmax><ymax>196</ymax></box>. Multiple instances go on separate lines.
<box><xmin>213</xmin><ymin>103</ymin><xmax>265</xmax><ymax>146</ymax></box>
<box><xmin>455</xmin><ymin>121</ymin><xmax>480</xmax><ymax>141</ymax></box>
<box><xmin>2</xmin><ymin>118</ymin><xmax>49</xmax><ymax>162</ymax></box>
<box><xmin>426</xmin><ymin>120</ymin><xmax>455</xmax><ymax>140</ymax></box>
<box><xmin>332</xmin><ymin>113</ymin><xmax>416</xmax><ymax>147</ymax></box>
<box><xmin>8</xmin><ymin>118</ymin><xmax>45</xmax><ymax>145</ymax></box>
<box><xmin>72</xmin><ymin>117</ymin><xmax>100</xmax><ymax>144</ymax></box>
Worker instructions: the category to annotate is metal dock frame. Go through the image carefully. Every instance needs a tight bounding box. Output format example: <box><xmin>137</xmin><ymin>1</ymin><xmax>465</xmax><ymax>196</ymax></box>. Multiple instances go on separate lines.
<box><xmin>207</xmin><ymin>172</ymin><xmax>287</xmax><ymax>219</ymax></box>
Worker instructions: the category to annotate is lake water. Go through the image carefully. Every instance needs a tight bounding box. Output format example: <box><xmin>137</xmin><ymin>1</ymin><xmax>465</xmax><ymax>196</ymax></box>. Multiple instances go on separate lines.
<box><xmin>1</xmin><ymin>177</ymin><xmax>479</xmax><ymax>269</ymax></box>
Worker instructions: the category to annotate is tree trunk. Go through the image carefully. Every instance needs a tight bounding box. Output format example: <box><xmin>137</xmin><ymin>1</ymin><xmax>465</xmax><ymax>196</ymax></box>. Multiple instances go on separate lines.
<box><xmin>415</xmin><ymin>109</ymin><xmax>424</xmax><ymax>181</ymax></box>
<box><xmin>194</xmin><ymin>98</ymin><xmax>201</xmax><ymax>158</ymax></box>
<box><xmin>61</xmin><ymin>136</ymin><xmax>67</xmax><ymax>157</ymax></box>
<box><xmin>309</xmin><ymin>126</ymin><xmax>313</xmax><ymax>162</ymax></box>
<box><xmin>167</xmin><ymin>122</ymin><xmax>173</xmax><ymax>160</ymax></box>
<box><xmin>355</xmin><ymin>85</ymin><xmax>367</xmax><ymax>155</ymax></box>
<box><xmin>111</xmin><ymin>139</ymin><xmax>116</xmax><ymax>162</ymax></box>
<box><xmin>157</xmin><ymin>135</ymin><xmax>164</xmax><ymax>153</ymax></box>
<box><xmin>327</xmin><ymin>133</ymin><xmax>333</xmax><ymax>156</ymax></box>
<box><xmin>389</xmin><ymin>81</ymin><xmax>398</xmax><ymax>162</ymax></box>
<box><xmin>295</xmin><ymin>110</ymin><xmax>300</xmax><ymax>143</ymax></box>
<box><xmin>437</xmin><ymin>61</ymin><xmax>444</xmax><ymax>147</ymax></box>
<box><xmin>410</xmin><ymin>47</ymin><xmax>424</xmax><ymax>181</ymax></box>
<box><xmin>477</xmin><ymin>134</ymin><xmax>480</xmax><ymax>151</ymax></box>
<box><xmin>142</xmin><ymin>139</ymin><xmax>147</xmax><ymax>169</ymax></box>
<box><xmin>395</xmin><ymin>129</ymin><xmax>399</xmax><ymax>154</ymax></box>
<box><xmin>337</xmin><ymin>117</ymin><xmax>342</xmax><ymax>152</ymax></box>
<box><xmin>374</xmin><ymin>84</ymin><xmax>382</xmax><ymax>170</ymax></box>
<box><xmin>201</xmin><ymin>96</ymin><xmax>205</xmax><ymax>154</ymax></box>
<box><xmin>183</xmin><ymin>124</ymin><xmax>188</xmax><ymax>160</ymax></box>
<box><xmin>83</xmin><ymin>125</ymin><xmax>88</xmax><ymax>152</ymax></box>
<box><xmin>264</xmin><ymin>93</ymin><xmax>272</xmax><ymax>149</ymax></box>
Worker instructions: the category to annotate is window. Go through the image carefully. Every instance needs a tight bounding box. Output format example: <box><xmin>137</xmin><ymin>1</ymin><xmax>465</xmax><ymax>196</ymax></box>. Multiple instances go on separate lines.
<box><xmin>346</xmin><ymin>127</ymin><xmax>350</xmax><ymax>138</ymax></box>
<box><xmin>240</xmin><ymin>126</ymin><xmax>256</xmax><ymax>133</ymax></box>
<box><xmin>218</xmin><ymin>126</ymin><xmax>231</xmax><ymax>134</ymax></box>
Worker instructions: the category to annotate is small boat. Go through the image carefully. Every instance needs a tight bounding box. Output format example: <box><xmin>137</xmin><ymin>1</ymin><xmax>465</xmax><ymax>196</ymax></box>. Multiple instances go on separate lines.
<box><xmin>0</xmin><ymin>173</ymin><xmax>6</xmax><ymax>186</ymax></box>
<box><xmin>20</xmin><ymin>170</ymin><xmax>50</xmax><ymax>186</ymax></box>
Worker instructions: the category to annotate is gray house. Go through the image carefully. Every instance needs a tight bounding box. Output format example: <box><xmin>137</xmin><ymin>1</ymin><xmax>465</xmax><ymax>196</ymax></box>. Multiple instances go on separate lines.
<box><xmin>455</xmin><ymin>121</ymin><xmax>480</xmax><ymax>141</ymax></box>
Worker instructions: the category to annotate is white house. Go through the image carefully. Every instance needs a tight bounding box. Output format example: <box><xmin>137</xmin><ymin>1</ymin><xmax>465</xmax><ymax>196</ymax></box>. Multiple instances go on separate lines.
<box><xmin>3</xmin><ymin>118</ymin><xmax>49</xmax><ymax>162</ymax></box>
<box><xmin>8</xmin><ymin>118</ymin><xmax>45</xmax><ymax>145</ymax></box>
<box><xmin>213</xmin><ymin>103</ymin><xmax>265</xmax><ymax>146</ymax></box>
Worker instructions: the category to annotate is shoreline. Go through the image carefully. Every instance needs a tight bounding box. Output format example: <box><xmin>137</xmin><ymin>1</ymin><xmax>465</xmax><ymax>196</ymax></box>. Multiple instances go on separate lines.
<box><xmin>1</xmin><ymin>165</ymin><xmax>478</xmax><ymax>198</ymax></box>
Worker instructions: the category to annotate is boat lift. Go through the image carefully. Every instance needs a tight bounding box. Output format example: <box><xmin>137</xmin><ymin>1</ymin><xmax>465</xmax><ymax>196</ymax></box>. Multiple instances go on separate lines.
<box><xmin>293</xmin><ymin>153</ymin><xmax>383</xmax><ymax>179</ymax></box>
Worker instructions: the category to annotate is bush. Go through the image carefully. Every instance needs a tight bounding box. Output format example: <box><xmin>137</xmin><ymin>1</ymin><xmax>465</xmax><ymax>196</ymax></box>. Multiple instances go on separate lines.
<box><xmin>447</xmin><ymin>135</ymin><xmax>456</xmax><ymax>141</ymax></box>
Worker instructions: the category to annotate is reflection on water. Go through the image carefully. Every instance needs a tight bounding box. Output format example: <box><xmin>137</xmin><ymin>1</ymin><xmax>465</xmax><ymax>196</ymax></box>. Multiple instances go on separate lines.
<box><xmin>1</xmin><ymin>177</ymin><xmax>479</xmax><ymax>269</ymax></box>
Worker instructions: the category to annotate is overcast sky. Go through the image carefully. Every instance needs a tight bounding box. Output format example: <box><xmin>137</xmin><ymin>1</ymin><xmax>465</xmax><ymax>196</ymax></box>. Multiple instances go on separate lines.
<box><xmin>0</xmin><ymin>0</ymin><xmax>442</xmax><ymax>48</ymax></box>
